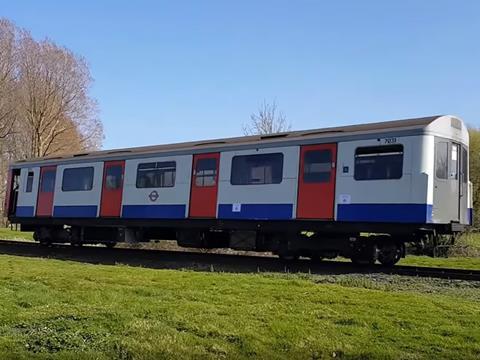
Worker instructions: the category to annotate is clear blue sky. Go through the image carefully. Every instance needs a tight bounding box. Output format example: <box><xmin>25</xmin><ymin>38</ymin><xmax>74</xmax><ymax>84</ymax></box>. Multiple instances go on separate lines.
<box><xmin>2</xmin><ymin>0</ymin><xmax>479</xmax><ymax>149</ymax></box>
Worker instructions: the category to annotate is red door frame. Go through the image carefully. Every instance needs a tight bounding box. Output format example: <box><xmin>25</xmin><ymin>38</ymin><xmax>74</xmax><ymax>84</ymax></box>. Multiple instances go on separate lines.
<box><xmin>100</xmin><ymin>160</ymin><xmax>125</xmax><ymax>217</ymax></box>
<box><xmin>297</xmin><ymin>143</ymin><xmax>337</xmax><ymax>219</ymax></box>
<box><xmin>36</xmin><ymin>166</ymin><xmax>57</xmax><ymax>217</ymax></box>
<box><xmin>189</xmin><ymin>153</ymin><xmax>220</xmax><ymax>218</ymax></box>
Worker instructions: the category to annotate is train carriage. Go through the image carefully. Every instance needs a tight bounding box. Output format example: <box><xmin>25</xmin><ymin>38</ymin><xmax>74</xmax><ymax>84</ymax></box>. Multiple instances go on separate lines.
<box><xmin>4</xmin><ymin>115</ymin><xmax>471</xmax><ymax>266</ymax></box>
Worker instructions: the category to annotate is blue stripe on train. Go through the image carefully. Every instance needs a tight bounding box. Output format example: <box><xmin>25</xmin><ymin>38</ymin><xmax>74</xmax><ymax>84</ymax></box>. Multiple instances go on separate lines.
<box><xmin>16</xmin><ymin>206</ymin><xmax>35</xmax><ymax>217</ymax></box>
<box><xmin>122</xmin><ymin>205</ymin><xmax>186</xmax><ymax>219</ymax></box>
<box><xmin>53</xmin><ymin>205</ymin><xmax>98</xmax><ymax>218</ymax></box>
<box><xmin>468</xmin><ymin>208</ymin><xmax>473</xmax><ymax>225</ymax></box>
<box><xmin>337</xmin><ymin>203</ymin><xmax>433</xmax><ymax>223</ymax></box>
<box><xmin>218</xmin><ymin>204</ymin><xmax>293</xmax><ymax>220</ymax></box>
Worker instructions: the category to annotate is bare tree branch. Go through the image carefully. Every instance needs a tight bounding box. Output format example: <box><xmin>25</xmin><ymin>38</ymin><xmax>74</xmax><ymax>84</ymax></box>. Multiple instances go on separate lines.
<box><xmin>15</xmin><ymin>30</ymin><xmax>104</xmax><ymax>157</ymax></box>
<box><xmin>243</xmin><ymin>100</ymin><xmax>291</xmax><ymax>136</ymax></box>
<box><xmin>0</xmin><ymin>18</ymin><xmax>104</xmax><ymax>218</ymax></box>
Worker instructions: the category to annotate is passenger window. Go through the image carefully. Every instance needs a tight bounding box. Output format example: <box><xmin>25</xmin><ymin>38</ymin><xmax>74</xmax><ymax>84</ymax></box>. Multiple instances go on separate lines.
<box><xmin>105</xmin><ymin>166</ymin><xmax>123</xmax><ymax>190</ymax></box>
<box><xmin>462</xmin><ymin>147</ymin><xmax>468</xmax><ymax>184</ymax></box>
<box><xmin>354</xmin><ymin>145</ymin><xmax>403</xmax><ymax>181</ymax></box>
<box><xmin>25</xmin><ymin>171</ymin><xmax>34</xmax><ymax>193</ymax></box>
<box><xmin>136</xmin><ymin>161</ymin><xmax>176</xmax><ymax>188</ymax></box>
<box><xmin>62</xmin><ymin>167</ymin><xmax>94</xmax><ymax>191</ymax></box>
<box><xmin>435</xmin><ymin>142</ymin><xmax>448</xmax><ymax>179</ymax></box>
<box><xmin>449</xmin><ymin>144</ymin><xmax>458</xmax><ymax>180</ymax></box>
<box><xmin>303</xmin><ymin>150</ymin><xmax>332</xmax><ymax>183</ymax></box>
<box><xmin>40</xmin><ymin>170</ymin><xmax>56</xmax><ymax>193</ymax></box>
<box><xmin>195</xmin><ymin>158</ymin><xmax>217</xmax><ymax>187</ymax></box>
<box><xmin>231</xmin><ymin>153</ymin><xmax>283</xmax><ymax>185</ymax></box>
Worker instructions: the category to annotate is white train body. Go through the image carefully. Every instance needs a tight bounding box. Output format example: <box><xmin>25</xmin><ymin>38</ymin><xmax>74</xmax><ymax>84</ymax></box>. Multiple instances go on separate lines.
<box><xmin>6</xmin><ymin>115</ymin><xmax>471</xmax><ymax>264</ymax></box>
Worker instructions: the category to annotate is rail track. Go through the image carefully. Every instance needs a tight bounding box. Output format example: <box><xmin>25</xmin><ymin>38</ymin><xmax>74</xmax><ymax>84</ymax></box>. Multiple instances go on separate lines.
<box><xmin>0</xmin><ymin>239</ymin><xmax>479</xmax><ymax>281</ymax></box>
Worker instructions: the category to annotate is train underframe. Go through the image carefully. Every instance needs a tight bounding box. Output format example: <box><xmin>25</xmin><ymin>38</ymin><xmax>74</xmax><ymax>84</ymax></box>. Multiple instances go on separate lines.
<box><xmin>13</xmin><ymin>217</ymin><xmax>466</xmax><ymax>267</ymax></box>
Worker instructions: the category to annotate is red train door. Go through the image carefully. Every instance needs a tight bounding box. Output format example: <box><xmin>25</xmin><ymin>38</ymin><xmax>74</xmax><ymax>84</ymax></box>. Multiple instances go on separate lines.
<box><xmin>189</xmin><ymin>153</ymin><xmax>220</xmax><ymax>218</ymax></box>
<box><xmin>36</xmin><ymin>166</ymin><xmax>57</xmax><ymax>217</ymax></box>
<box><xmin>297</xmin><ymin>143</ymin><xmax>337</xmax><ymax>219</ymax></box>
<box><xmin>100</xmin><ymin>161</ymin><xmax>125</xmax><ymax>217</ymax></box>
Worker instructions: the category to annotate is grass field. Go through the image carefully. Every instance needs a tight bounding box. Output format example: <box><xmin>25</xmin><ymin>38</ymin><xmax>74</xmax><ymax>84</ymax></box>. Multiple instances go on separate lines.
<box><xmin>449</xmin><ymin>232</ymin><xmax>480</xmax><ymax>257</ymax></box>
<box><xmin>399</xmin><ymin>255</ymin><xmax>480</xmax><ymax>270</ymax></box>
<box><xmin>0</xmin><ymin>254</ymin><xmax>478</xmax><ymax>359</ymax></box>
<box><xmin>0</xmin><ymin>227</ymin><xmax>33</xmax><ymax>241</ymax></box>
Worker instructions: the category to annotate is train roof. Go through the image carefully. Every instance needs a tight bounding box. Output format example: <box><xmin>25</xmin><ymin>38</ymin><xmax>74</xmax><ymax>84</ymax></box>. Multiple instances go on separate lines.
<box><xmin>12</xmin><ymin>114</ymin><xmax>468</xmax><ymax>167</ymax></box>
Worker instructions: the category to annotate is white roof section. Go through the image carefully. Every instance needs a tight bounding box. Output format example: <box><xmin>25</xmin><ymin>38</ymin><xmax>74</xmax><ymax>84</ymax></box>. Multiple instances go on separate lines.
<box><xmin>12</xmin><ymin>115</ymin><xmax>467</xmax><ymax>167</ymax></box>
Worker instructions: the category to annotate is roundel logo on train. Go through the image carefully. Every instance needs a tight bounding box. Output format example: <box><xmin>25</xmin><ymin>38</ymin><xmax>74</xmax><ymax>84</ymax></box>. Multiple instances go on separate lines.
<box><xmin>148</xmin><ymin>190</ymin><xmax>159</xmax><ymax>202</ymax></box>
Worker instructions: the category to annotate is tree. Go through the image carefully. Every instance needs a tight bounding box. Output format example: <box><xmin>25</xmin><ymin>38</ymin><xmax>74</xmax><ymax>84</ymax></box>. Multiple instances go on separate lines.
<box><xmin>0</xmin><ymin>18</ymin><xmax>103</xmax><ymax>220</ymax></box>
<box><xmin>16</xmin><ymin>32</ymin><xmax>103</xmax><ymax>158</ymax></box>
<box><xmin>0</xmin><ymin>20</ymin><xmax>19</xmax><ymax>223</ymax></box>
<box><xmin>468</xmin><ymin>127</ymin><xmax>480</xmax><ymax>228</ymax></box>
<box><xmin>0</xmin><ymin>19</ymin><xmax>18</xmax><ymax>141</ymax></box>
<box><xmin>243</xmin><ymin>100</ymin><xmax>291</xmax><ymax>135</ymax></box>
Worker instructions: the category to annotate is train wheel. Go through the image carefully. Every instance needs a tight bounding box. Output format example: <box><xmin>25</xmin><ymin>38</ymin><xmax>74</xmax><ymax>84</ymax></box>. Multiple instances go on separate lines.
<box><xmin>378</xmin><ymin>242</ymin><xmax>404</xmax><ymax>266</ymax></box>
<box><xmin>350</xmin><ymin>241</ymin><xmax>377</xmax><ymax>265</ymax></box>
<box><xmin>34</xmin><ymin>230</ymin><xmax>52</xmax><ymax>246</ymax></box>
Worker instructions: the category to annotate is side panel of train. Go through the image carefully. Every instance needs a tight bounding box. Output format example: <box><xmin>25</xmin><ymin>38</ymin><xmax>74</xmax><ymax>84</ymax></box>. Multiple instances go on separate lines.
<box><xmin>217</xmin><ymin>146</ymin><xmax>301</xmax><ymax>220</ymax></box>
<box><xmin>10</xmin><ymin>135</ymin><xmax>469</xmax><ymax>224</ymax></box>
<box><xmin>340</xmin><ymin>135</ymin><xmax>470</xmax><ymax>226</ymax></box>
<box><xmin>335</xmin><ymin>136</ymin><xmax>424</xmax><ymax>223</ymax></box>
<box><xmin>122</xmin><ymin>155</ymin><xmax>192</xmax><ymax>219</ymax></box>
<box><xmin>5</xmin><ymin>127</ymin><xmax>471</xmax><ymax>265</ymax></box>
<box><xmin>334</xmin><ymin>135</ymin><xmax>470</xmax><ymax>225</ymax></box>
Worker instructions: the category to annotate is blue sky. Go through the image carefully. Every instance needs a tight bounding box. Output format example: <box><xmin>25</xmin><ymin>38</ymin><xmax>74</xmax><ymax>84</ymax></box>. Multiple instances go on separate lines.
<box><xmin>2</xmin><ymin>0</ymin><xmax>479</xmax><ymax>149</ymax></box>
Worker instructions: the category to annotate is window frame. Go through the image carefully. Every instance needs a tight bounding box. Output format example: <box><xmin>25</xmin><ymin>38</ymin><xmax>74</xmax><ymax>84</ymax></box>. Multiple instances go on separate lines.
<box><xmin>105</xmin><ymin>165</ymin><xmax>124</xmax><ymax>190</ymax></box>
<box><xmin>40</xmin><ymin>170</ymin><xmax>56</xmax><ymax>193</ymax></box>
<box><xmin>303</xmin><ymin>149</ymin><xmax>332</xmax><ymax>183</ymax></box>
<box><xmin>25</xmin><ymin>171</ymin><xmax>34</xmax><ymax>193</ymax></box>
<box><xmin>462</xmin><ymin>146</ymin><xmax>468</xmax><ymax>184</ymax></box>
<box><xmin>435</xmin><ymin>142</ymin><xmax>449</xmax><ymax>180</ymax></box>
<box><xmin>136</xmin><ymin>161</ymin><xmax>176</xmax><ymax>189</ymax></box>
<box><xmin>354</xmin><ymin>144</ymin><xmax>404</xmax><ymax>181</ymax></box>
<box><xmin>61</xmin><ymin>167</ymin><xmax>95</xmax><ymax>192</ymax></box>
<box><xmin>449</xmin><ymin>143</ymin><xmax>459</xmax><ymax>180</ymax></box>
<box><xmin>194</xmin><ymin>158</ymin><xmax>218</xmax><ymax>187</ymax></box>
<box><xmin>230</xmin><ymin>152</ymin><xmax>284</xmax><ymax>186</ymax></box>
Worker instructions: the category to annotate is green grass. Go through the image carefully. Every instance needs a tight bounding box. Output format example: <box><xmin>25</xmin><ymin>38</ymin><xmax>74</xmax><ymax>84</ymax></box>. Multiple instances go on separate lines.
<box><xmin>0</xmin><ymin>255</ymin><xmax>479</xmax><ymax>359</ymax></box>
<box><xmin>450</xmin><ymin>232</ymin><xmax>480</xmax><ymax>257</ymax></box>
<box><xmin>399</xmin><ymin>233</ymin><xmax>480</xmax><ymax>269</ymax></box>
<box><xmin>0</xmin><ymin>227</ymin><xmax>33</xmax><ymax>241</ymax></box>
<box><xmin>399</xmin><ymin>255</ymin><xmax>480</xmax><ymax>270</ymax></box>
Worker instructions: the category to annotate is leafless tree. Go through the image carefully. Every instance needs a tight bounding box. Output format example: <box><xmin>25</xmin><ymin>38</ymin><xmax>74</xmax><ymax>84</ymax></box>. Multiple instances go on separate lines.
<box><xmin>243</xmin><ymin>100</ymin><xmax>291</xmax><ymax>135</ymax></box>
<box><xmin>0</xmin><ymin>19</ymin><xmax>18</xmax><ymax>141</ymax></box>
<box><xmin>0</xmin><ymin>18</ymin><xmax>104</xmax><ymax>220</ymax></box>
<box><xmin>0</xmin><ymin>20</ymin><xmax>19</xmax><ymax>222</ymax></box>
<box><xmin>16</xmin><ymin>32</ymin><xmax>103</xmax><ymax>158</ymax></box>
